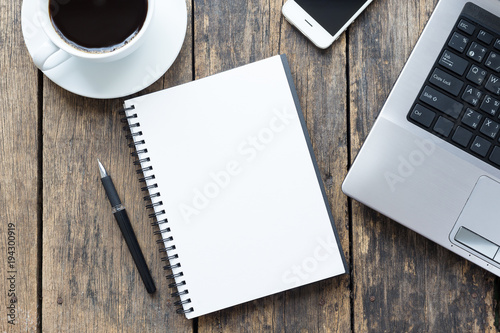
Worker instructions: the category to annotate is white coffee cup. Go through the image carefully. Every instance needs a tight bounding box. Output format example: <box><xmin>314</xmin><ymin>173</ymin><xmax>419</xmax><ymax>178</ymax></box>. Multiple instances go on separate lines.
<box><xmin>32</xmin><ymin>0</ymin><xmax>155</xmax><ymax>71</ymax></box>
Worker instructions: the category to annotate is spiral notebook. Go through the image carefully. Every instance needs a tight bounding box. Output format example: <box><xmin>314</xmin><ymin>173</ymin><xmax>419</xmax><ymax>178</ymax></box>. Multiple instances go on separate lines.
<box><xmin>122</xmin><ymin>55</ymin><xmax>347</xmax><ymax>318</ymax></box>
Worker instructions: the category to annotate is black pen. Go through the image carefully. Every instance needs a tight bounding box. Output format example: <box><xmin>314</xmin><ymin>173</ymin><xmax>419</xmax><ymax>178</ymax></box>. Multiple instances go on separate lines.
<box><xmin>98</xmin><ymin>159</ymin><xmax>156</xmax><ymax>294</ymax></box>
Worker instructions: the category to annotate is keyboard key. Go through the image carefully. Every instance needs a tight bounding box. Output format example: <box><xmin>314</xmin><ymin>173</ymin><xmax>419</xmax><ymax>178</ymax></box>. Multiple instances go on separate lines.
<box><xmin>478</xmin><ymin>30</ymin><xmax>494</xmax><ymax>45</ymax></box>
<box><xmin>462</xmin><ymin>85</ymin><xmax>482</xmax><ymax>106</ymax></box>
<box><xmin>466</xmin><ymin>65</ymin><xmax>487</xmax><ymax>85</ymax></box>
<box><xmin>467</xmin><ymin>42</ymin><xmax>488</xmax><ymax>62</ymax></box>
<box><xmin>462</xmin><ymin>108</ymin><xmax>482</xmax><ymax>129</ymax></box>
<box><xmin>485</xmin><ymin>74</ymin><xmax>500</xmax><ymax>95</ymax></box>
<box><xmin>480</xmin><ymin>95</ymin><xmax>500</xmax><ymax>116</ymax></box>
<box><xmin>439</xmin><ymin>50</ymin><xmax>469</xmax><ymax>75</ymax></box>
<box><xmin>433</xmin><ymin>116</ymin><xmax>454</xmax><ymax>137</ymax></box>
<box><xmin>471</xmin><ymin>136</ymin><xmax>491</xmax><ymax>157</ymax></box>
<box><xmin>409</xmin><ymin>104</ymin><xmax>435</xmax><ymax>127</ymax></box>
<box><xmin>420</xmin><ymin>86</ymin><xmax>463</xmax><ymax>118</ymax></box>
<box><xmin>490</xmin><ymin>146</ymin><xmax>500</xmax><ymax>165</ymax></box>
<box><xmin>495</xmin><ymin>39</ymin><xmax>500</xmax><ymax>51</ymax></box>
<box><xmin>480</xmin><ymin>118</ymin><xmax>500</xmax><ymax>139</ymax></box>
<box><xmin>452</xmin><ymin>126</ymin><xmax>473</xmax><ymax>147</ymax></box>
<box><xmin>458</xmin><ymin>19</ymin><xmax>475</xmax><ymax>35</ymax></box>
<box><xmin>429</xmin><ymin>68</ymin><xmax>464</xmax><ymax>96</ymax></box>
<box><xmin>448</xmin><ymin>32</ymin><xmax>469</xmax><ymax>53</ymax></box>
<box><xmin>485</xmin><ymin>52</ymin><xmax>500</xmax><ymax>72</ymax></box>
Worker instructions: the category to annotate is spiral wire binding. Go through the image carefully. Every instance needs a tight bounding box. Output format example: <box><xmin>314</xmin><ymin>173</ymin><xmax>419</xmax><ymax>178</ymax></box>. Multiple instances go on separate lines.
<box><xmin>120</xmin><ymin>106</ymin><xmax>194</xmax><ymax>315</ymax></box>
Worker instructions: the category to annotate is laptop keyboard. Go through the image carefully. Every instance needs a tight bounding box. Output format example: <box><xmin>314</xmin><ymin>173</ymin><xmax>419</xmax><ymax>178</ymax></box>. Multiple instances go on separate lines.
<box><xmin>407</xmin><ymin>4</ymin><xmax>500</xmax><ymax>168</ymax></box>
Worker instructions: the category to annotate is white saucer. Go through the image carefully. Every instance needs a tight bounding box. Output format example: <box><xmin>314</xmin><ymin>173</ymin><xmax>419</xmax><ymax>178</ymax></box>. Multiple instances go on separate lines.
<box><xmin>21</xmin><ymin>0</ymin><xmax>187</xmax><ymax>99</ymax></box>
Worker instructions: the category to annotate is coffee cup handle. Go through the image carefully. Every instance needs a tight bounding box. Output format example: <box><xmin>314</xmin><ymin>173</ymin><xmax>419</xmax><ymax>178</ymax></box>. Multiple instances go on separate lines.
<box><xmin>32</xmin><ymin>40</ymin><xmax>72</xmax><ymax>71</ymax></box>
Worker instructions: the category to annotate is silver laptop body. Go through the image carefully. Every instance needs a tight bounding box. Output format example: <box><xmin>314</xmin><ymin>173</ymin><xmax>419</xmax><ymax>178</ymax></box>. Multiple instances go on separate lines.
<box><xmin>343</xmin><ymin>0</ymin><xmax>500</xmax><ymax>276</ymax></box>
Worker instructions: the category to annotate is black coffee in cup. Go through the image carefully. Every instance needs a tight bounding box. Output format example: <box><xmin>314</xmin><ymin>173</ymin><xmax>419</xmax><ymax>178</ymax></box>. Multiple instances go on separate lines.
<box><xmin>49</xmin><ymin>0</ymin><xmax>148</xmax><ymax>53</ymax></box>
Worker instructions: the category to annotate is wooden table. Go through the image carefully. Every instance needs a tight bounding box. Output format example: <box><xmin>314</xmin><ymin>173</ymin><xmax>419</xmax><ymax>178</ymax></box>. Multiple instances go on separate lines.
<box><xmin>2</xmin><ymin>0</ymin><xmax>498</xmax><ymax>331</ymax></box>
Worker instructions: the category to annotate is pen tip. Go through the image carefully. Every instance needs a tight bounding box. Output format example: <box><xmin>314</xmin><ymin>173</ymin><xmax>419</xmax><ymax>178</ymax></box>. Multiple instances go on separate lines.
<box><xmin>97</xmin><ymin>159</ymin><xmax>107</xmax><ymax>178</ymax></box>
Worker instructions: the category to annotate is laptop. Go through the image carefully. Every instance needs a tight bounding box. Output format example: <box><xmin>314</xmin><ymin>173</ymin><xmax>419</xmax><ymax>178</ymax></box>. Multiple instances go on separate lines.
<box><xmin>343</xmin><ymin>0</ymin><xmax>500</xmax><ymax>276</ymax></box>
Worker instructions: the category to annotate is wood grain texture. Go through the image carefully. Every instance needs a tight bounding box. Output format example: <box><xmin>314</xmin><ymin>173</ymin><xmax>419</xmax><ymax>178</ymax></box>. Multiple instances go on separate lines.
<box><xmin>349</xmin><ymin>0</ymin><xmax>497</xmax><ymax>332</ymax></box>
<box><xmin>194</xmin><ymin>1</ymin><xmax>284</xmax><ymax>330</ymax></box>
<box><xmin>279</xmin><ymin>14</ymin><xmax>351</xmax><ymax>333</ymax></box>
<box><xmin>0</xmin><ymin>0</ymin><xmax>40</xmax><ymax>331</ymax></box>
<box><xmin>195</xmin><ymin>0</ymin><xmax>350</xmax><ymax>331</ymax></box>
<box><xmin>41</xmin><ymin>1</ymin><xmax>194</xmax><ymax>332</ymax></box>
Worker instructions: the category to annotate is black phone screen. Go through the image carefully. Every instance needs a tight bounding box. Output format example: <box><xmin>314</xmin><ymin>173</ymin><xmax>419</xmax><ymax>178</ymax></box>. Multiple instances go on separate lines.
<box><xmin>295</xmin><ymin>0</ymin><xmax>369</xmax><ymax>36</ymax></box>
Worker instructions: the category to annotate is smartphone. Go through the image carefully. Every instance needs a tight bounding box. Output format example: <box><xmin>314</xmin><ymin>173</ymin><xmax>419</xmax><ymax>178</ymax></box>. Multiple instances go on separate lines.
<box><xmin>282</xmin><ymin>0</ymin><xmax>373</xmax><ymax>49</ymax></box>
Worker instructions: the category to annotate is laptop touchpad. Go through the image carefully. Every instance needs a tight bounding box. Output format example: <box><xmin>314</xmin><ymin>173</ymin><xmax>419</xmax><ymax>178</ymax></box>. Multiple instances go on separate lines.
<box><xmin>452</xmin><ymin>176</ymin><xmax>500</xmax><ymax>262</ymax></box>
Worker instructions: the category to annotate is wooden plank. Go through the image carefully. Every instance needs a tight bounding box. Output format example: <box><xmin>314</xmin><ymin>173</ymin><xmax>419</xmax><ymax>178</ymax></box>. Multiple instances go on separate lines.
<box><xmin>279</xmin><ymin>12</ymin><xmax>351</xmax><ymax>333</ymax></box>
<box><xmin>349</xmin><ymin>0</ymin><xmax>497</xmax><ymax>332</ymax></box>
<box><xmin>41</xmin><ymin>1</ymin><xmax>194</xmax><ymax>331</ymax></box>
<box><xmin>196</xmin><ymin>0</ymin><xmax>351</xmax><ymax>331</ymax></box>
<box><xmin>0</xmin><ymin>1</ymin><xmax>40</xmax><ymax>331</ymax></box>
<box><xmin>193</xmin><ymin>0</ymin><xmax>281</xmax><ymax>75</ymax></box>
<box><xmin>194</xmin><ymin>1</ymin><xmax>283</xmax><ymax>330</ymax></box>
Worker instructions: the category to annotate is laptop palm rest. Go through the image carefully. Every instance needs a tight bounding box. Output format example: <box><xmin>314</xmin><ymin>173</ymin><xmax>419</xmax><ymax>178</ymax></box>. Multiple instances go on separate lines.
<box><xmin>451</xmin><ymin>176</ymin><xmax>500</xmax><ymax>263</ymax></box>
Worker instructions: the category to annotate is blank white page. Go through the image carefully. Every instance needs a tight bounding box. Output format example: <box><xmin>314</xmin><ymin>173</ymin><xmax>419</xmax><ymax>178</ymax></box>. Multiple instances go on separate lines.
<box><xmin>125</xmin><ymin>55</ymin><xmax>346</xmax><ymax>319</ymax></box>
